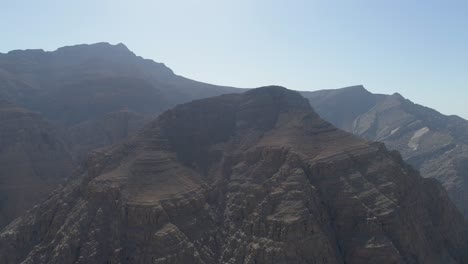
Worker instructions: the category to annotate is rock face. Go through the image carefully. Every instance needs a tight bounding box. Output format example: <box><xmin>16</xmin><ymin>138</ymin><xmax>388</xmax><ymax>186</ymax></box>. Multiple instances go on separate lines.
<box><xmin>0</xmin><ymin>101</ymin><xmax>74</xmax><ymax>228</ymax></box>
<box><xmin>1</xmin><ymin>87</ymin><xmax>466</xmax><ymax>264</ymax></box>
<box><xmin>303</xmin><ymin>86</ymin><xmax>468</xmax><ymax>217</ymax></box>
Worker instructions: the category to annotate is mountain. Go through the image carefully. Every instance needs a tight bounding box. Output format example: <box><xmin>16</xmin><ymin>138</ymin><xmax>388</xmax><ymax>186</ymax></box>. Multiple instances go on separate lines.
<box><xmin>303</xmin><ymin>85</ymin><xmax>468</xmax><ymax>217</ymax></box>
<box><xmin>0</xmin><ymin>42</ymin><xmax>241</xmax><ymax>126</ymax></box>
<box><xmin>1</xmin><ymin>87</ymin><xmax>466</xmax><ymax>264</ymax></box>
<box><xmin>68</xmin><ymin>110</ymin><xmax>152</xmax><ymax>160</ymax></box>
<box><xmin>0</xmin><ymin>43</ymin><xmax>246</xmax><ymax>229</ymax></box>
<box><xmin>0</xmin><ymin>100</ymin><xmax>74</xmax><ymax>227</ymax></box>
<box><xmin>0</xmin><ymin>42</ymin><xmax>244</xmax><ymax>154</ymax></box>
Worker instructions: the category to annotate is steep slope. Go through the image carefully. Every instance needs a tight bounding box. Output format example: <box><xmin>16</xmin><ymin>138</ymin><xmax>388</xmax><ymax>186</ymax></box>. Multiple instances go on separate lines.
<box><xmin>1</xmin><ymin>87</ymin><xmax>466</xmax><ymax>264</ymax></box>
<box><xmin>0</xmin><ymin>101</ymin><xmax>74</xmax><ymax>228</ymax></box>
<box><xmin>303</xmin><ymin>86</ymin><xmax>468</xmax><ymax>217</ymax></box>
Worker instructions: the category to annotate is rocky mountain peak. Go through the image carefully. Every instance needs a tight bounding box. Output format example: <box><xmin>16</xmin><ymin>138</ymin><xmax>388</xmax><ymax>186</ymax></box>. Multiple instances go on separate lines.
<box><xmin>1</xmin><ymin>42</ymin><xmax>175</xmax><ymax>80</ymax></box>
<box><xmin>339</xmin><ymin>84</ymin><xmax>369</xmax><ymax>93</ymax></box>
<box><xmin>54</xmin><ymin>42</ymin><xmax>135</xmax><ymax>57</ymax></box>
<box><xmin>243</xmin><ymin>85</ymin><xmax>312</xmax><ymax>111</ymax></box>
<box><xmin>391</xmin><ymin>92</ymin><xmax>404</xmax><ymax>99</ymax></box>
<box><xmin>138</xmin><ymin>86</ymin><xmax>319</xmax><ymax>172</ymax></box>
<box><xmin>153</xmin><ymin>86</ymin><xmax>314</xmax><ymax>136</ymax></box>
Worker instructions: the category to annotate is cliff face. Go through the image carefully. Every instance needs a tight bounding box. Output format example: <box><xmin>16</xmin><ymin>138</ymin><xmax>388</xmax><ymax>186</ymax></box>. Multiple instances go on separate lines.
<box><xmin>1</xmin><ymin>87</ymin><xmax>466</xmax><ymax>264</ymax></box>
<box><xmin>303</xmin><ymin>86</ymin><xmax>468</xmax><ymax>217</ymax></box>
<box><xmin>0</xmin><ymin>101</ymin><xmax>74</xmax><ymax>228</ymax></box>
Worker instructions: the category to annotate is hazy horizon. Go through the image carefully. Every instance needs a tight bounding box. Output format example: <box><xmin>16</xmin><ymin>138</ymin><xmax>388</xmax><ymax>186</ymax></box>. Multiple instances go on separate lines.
<box><xmin>2</xmin><ymin>0</ymin><xmax>467</xmax><ymax>118</ymax></box>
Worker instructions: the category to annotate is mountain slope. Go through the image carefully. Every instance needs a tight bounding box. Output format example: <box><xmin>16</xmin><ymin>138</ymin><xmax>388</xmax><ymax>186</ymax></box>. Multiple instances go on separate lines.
<box><xmin>303</xmin><ymin>86</ymin><xmax>468</xmax><ymax>217</ymax></box>
<box><xmin>0</xmin><ymin>101</ymin><xmax>74</xmax><ymax>228</ymax></box>
<box><xmin>1</xmin><ymin>87</ymin><xmax>466</xmax><ymax>264</ymax></box>
<box><xmin>0</xmin><ymin>42</ymin><xmax>242</xmax><ymax>126</ymax></box>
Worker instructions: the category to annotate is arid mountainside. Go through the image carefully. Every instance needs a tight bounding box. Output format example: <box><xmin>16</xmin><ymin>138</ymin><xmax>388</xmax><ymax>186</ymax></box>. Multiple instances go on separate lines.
<box><xmin>303</xmin><ymin>86</ymin><xmax>468</xmax><ymax>217</ymax></box>
<box><xmin>0</xmin><ymin>100</ymin><xmax>74</xmax><ymax>228</ymax></box>
<box><xmin>1</xmin><ymin>87</ymin><xmax>466</xmax><ymax>264</ymax></box>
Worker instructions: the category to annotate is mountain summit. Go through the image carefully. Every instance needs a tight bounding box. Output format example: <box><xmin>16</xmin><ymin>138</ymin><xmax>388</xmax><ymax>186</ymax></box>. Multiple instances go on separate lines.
<box><xmin>1</xmin><ymin>87</ymin><xmax>466</xmax><ymax>264</ymax></box>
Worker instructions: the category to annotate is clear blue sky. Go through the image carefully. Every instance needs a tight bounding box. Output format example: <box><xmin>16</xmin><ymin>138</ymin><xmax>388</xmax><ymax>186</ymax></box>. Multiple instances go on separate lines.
<box><xmin>2</xmin><ymin>0</ymin><xmax>467</xmax><ymax>118</ymax></box>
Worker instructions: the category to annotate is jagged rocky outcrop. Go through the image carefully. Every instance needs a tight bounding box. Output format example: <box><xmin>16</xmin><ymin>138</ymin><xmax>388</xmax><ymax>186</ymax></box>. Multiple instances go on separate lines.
<box><xmin>1</xmin><ymin>87</ymin><xmax>466</xmax><ymax>264</ymax></box>
<box><xmin>303</xmin><ymin>86</ymin><xmax>468</xmax><ymax>217</ymax></box>
<box><xmin>0</xmin><ymin>101</ymin><xmax>74</xmax><ymax>228</ymax></box>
